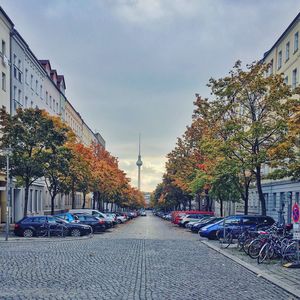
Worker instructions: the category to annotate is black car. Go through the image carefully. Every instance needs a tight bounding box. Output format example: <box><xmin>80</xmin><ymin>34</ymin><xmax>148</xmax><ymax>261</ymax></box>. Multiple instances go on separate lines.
<box><xmin>75</xmin><ymin>214</ymin><xmax>106</xmax><ymax>233</ymax></box>
<box><xmin>14</xmin><ymin>215</ymin><xmax>92</xmax><ymax>237</ymax></box>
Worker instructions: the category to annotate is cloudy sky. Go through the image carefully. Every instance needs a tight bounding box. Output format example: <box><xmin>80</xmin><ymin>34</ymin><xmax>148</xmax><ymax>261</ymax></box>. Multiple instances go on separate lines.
<box><xmin>2</xmin><ymin>0</ymin><xmax>300</xmax><ymax>192</ymax></box>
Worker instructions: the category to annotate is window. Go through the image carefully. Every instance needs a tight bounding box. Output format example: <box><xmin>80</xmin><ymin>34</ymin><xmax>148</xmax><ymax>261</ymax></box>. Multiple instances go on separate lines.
<box><xmin>294</xmin><ymin>32</ymin><xmax>299</xmax><ymax>53</ymax></box>
<box><xmin>40</xmin><ymin>85</ymin><xmax>42</xmax><ymax>98</ymax></box>
<box><xmin>30</xmin><ymin>74</ymin><xmax>33</xmax><ymax>89</ymax></box>
<box><xmin>56</xmin><ymin>102</ymin><xmax>59</xmax><ymax>113</ymax></box>
<box><xmin>225</xmin><ymin>216</ymin><xmax>241</xmax><ymax>225</ymax></box>
<box><xmin>25</xmin><ymin>96</ymin><xmax>28</xmax><ymax>108</ymax></box>
<box><xmin>31</xmin><ymin>100</ymin><xmax>33</xmax><ymax>108</ymax></box>
<box><xmin>18</xmin><ymin>89</ymin><xmax>21</xmax><ymax>104</ymax></box>
<box><xmin>53</xmin><ymin>99</ymin><xmax>55</xmax><ymax>111</ymax></box>
<box><xmin>35</xmin><ymin>80</ymin><xmax>38</xmax><ymax>93</ymax></box>
<box><xmin>1</xmin><ymin>72</ymin><xmax>6</xmax><ymax>91</ymax></box>
<box><xmin>13</xmin><ymin>65</ymin><xmax>17</xmax><ymax>78</ymax></box>
<box><xmin>278</xmin><ymin>50</ymin><xmax>282</xmax><ymax>69</ymax></box>
<box><xmin>47</xmin><ymin>217</ymin><xmax>56</xmax><ymax>223</ymax></box>
<box><xmin>292</xmin><ymin>68</ymin><xmax>297</xmax><ymax>89</ymax></box>
<box><xmin>29</xmin><ymin>189</ymin><xmax>33</xmax><ymax>212</ymax></box>
<box><xmin>269</xmin><ymin>59</ymin><xmax>273</xmax><ymax>75</ymax></box>
<box><xmin>1</xmin><ymin>40</ymin><xmax>6</xmax><ymax>56</ymax></box>
<box><xmin>50</xmin><ymin>96</ymin><xmax>52</xmax><ymax>108</ymax></box>
<box><xmin>13</xmin><ymin>86</ymin><xmax>16</xmax><ymax>100</ymax></box>
<box><xmin>46</xmin><ymin>91</ymin><xmax>48</xmax><ymax>104</ymax></box>
<box><xmin>280</xmin><ymin>192</ymin><xmax>286</xmax><ymax>209</ymax></box>
<box><xmin>284</xmin><ymin>76</ymin><xmax>288</xmax><ymax>85</ymax></box>
<box><xmin>242</xmin><ymin>217</ymin><xmax>257</xmax><ymax>225</ymax></box>
<box><xmin>34</xmin><ymin>216</ymin><xmax>47</xmax><ymax>223</ymax></box>
<box><xmin>25</xmin><ymin>69</ymin><xmax>28</xmax><ymax>84</ymax></box>
<box><xmin>286</xmin><ymin>42</ymin><xmax>290</xmax><ymax>61</ymax></box>
<box><xmin>273</xmin><ymin>193</ymin><xmax>276</xmax><ymax>209</ymax></box>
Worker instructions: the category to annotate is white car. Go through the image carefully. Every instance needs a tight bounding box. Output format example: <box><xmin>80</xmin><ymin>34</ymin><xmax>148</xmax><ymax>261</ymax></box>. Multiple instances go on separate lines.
<box><xmin>141</xmin><ymin>211</ymin><xmax>147</xmax><ymax>216</ymax></box>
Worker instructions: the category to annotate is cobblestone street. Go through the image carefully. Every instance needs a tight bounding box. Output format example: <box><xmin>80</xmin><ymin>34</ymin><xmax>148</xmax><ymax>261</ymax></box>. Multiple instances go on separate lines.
<box><xmin>0</xmin><ymin>215</ymin><xmax>297</xmax><ymax>300</ymax></box>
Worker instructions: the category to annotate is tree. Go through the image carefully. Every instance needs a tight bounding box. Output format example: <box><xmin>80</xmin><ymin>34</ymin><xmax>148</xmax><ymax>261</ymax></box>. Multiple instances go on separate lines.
<box><xmin>0</xmin><ymin>107</ymin><xmax>68</xmax><ymax>217</ymax></box>
<box><xmin>207</xmin><ymin>61</ymin><xmax>296</xmax><ymax>215</ymax></box>
<box><xmin>44</xmin><ymin>146</ymin><xmax>72</xmax><ymax>215</ymax></box>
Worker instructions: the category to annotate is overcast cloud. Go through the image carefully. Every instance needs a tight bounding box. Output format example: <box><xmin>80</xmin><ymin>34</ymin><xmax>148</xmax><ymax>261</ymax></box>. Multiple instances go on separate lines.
<box><xmin>1</xmin><ymin>0</ymin><xmax>300</xmax><ymax>192</ymax></box>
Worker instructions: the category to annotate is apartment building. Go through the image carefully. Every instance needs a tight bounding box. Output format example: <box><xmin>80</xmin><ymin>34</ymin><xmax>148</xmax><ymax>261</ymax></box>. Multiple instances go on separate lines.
<box><xmin>0</xmin><ymin>8</ymin><xmax>13</xmax><ymax>223</ymax></box>
<box><xmin>0</xmin><ymin>6</ymin><xmax>106</xmax><ymax>222</ymax></box>
<box><xmin>235</xmin><ymin>13</ymin><xmax>300</xmax><ymax>223</ymax></box>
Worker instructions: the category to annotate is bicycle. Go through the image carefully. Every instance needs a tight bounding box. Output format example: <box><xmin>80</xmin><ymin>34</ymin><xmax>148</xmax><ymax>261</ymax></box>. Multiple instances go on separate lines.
<box><xmin>38</xmin><ymin>222</ymin><xmax>68</xmax><ymax>238</ymax></box>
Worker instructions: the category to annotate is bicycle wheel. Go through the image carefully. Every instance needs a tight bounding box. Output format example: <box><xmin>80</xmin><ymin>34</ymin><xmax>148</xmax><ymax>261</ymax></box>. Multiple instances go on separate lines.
<box><xmin>283</xmin><ymin>242</ymin><xmax>298</xmax><ymax>263</ymax></box>
<box><xmin>237</xmin><ymin>233</ymin><xmax>245</xmax><ymax>251</ymax></box>
<box><xmin>242</xmin><ymin>237</ymin><xmax>254</xmax><ymax>254</ymax></box>
<box><xmin>257</xmin><ymin>243</ymin><xmax>270</xmax><ymax>264</ymax></box>
<box><xmin>220</xmin><ymin>232</ymin><xmax>233</xmax><ymax>249</ymax></box>
<box><xmin>248</xmin><ymin>238</ymin><xmax>265</xmax><ymax>259</ymax></box>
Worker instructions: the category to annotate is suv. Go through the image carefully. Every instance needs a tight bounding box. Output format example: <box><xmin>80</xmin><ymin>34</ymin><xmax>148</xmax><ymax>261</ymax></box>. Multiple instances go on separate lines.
<box><xmin>199</xmin><ymin>215</ymin><xmax>275</xmax><ymax>240</ymax></box>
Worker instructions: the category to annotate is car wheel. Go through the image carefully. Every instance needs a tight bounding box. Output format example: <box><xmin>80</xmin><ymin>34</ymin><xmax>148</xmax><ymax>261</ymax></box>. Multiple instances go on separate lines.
<box><xmin>23</xmin><ymin>228</ymin><xmax>34</xmax><ymax>238</ymax></box>
<box><xmin>117</xmin><ymin>219</ymin><xmax>122</xmax><ymax>224</ymax></box>
<box><xmin>208</xmin><ymin>231</ymin><xmax>217</xmax><ymax>240</ymax></box>
<box><xmin>70</xmin><ymin>229</ymin><xmax>81</xmax><ymax>237</ymax></box>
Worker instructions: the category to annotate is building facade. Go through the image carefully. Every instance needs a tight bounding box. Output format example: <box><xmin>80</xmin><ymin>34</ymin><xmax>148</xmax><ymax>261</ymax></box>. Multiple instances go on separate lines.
<box><xmin>0</xmin><ymin>8</ymin><xmax>13</xmax><ymax>223</ymax></box>
<box><xmin>243</xmin><ymin>13</ymin><xmax>300</xmax><ymax>223</ymax></box>
<box><xmin>0</xmin><ymin>6</ymin><xmax>106</xmax><ymax>223</ymax></box>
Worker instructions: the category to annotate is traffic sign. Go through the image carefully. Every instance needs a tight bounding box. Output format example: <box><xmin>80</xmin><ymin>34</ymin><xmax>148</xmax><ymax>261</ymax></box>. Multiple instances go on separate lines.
<box><xmin>292</xmin><ymin>202</ymin><xmax>300</xmax><ymax>223</ymax></box>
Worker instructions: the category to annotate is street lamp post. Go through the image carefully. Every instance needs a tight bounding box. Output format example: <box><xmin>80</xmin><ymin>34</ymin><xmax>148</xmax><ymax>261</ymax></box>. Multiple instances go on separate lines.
<box><xmin>3</xmin><ymin>148</ymin><xmax>11</xmax><ymax>241</ymax></box>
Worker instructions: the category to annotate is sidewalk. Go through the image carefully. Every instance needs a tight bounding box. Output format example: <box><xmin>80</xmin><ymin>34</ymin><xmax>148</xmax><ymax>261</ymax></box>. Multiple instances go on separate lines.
<box><xmin>201</xmin><ymin>239</ymin><xmax>300</xmax><ymax>299</ymax></box>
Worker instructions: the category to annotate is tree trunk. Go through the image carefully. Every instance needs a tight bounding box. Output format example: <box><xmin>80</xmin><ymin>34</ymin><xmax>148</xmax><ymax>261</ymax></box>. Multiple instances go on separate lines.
<box><xmin>51</xmin><ymin>193</ymin><xmax>56</xmax><ymax>215</ymax></box>
<box><xmin>106</xmin><ymin>201</ymin><xmax>109</xmax><ymax>212</ymax></box>
<box><xmin>256</xmin><ymin>165</ymin><xmax>266</xmax><ymax>215</ymax></box>
<box><xmin>188</xmin><ymin>198</ymin><xmax>192</xmax><ymax>210</ymax></box>
<box><xmin>82</xmin><ymin>192</ymin><xmax>86</xmax><ymax>209</ymax></box>
<box><xmin>71</xmin><ymin>181</ymin><xmax>76</xmax><ymax>209</ymax></box>
<box><xmin>205</xmin><ymin>189</ymin><xmax>210</xmax><ymax>211</ymax></box>
<box><xmin>92</xmin><ymin>192</ymin><xmax>96</xmax><ymax>209</ymax></box>
<box><xmin>242</xmin><ymin>176</ymin><xmax>251</xmax><ymax>215</ymax></box>
<box><xmin>196</xmin><ymin>193</ymin><xmax>201</xmax><ymax>211</ymax></box>
<box><xmin>220</xmin><ymin>198</ymin><xmax>223</xmax><ymax>217</ymax></box>
<box><xmin>23</xmin><ymin>180</ymin><xmax>30</xmax><ymax>217</ymax></box>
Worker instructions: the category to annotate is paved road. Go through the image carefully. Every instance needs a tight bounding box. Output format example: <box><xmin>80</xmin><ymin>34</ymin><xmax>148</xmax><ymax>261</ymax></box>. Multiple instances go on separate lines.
<box><xmin>0</xmin><ymin>214</ymin><xmax>296</xmax><ymax>300</ymax></box>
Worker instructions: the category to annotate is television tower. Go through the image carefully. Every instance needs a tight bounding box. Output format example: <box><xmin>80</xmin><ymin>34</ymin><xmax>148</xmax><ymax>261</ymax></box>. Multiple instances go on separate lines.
<box><xmin>136</xmin><ymin>134</ymin><xmax>143</xmax><ymax>191</ymax></box>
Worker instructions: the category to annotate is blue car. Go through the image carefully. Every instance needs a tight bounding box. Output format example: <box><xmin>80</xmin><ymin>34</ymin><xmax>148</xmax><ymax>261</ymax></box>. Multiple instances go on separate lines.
<box><xmin>199</xmin><ymin>215</ymin><xmax>275</xmax><ymax>240</ymax></box>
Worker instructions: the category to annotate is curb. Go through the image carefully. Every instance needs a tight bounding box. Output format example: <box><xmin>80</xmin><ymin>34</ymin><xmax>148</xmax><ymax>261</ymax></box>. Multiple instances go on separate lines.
<box><xmin>0</xmin><ymin>234</ymin><xmax>94</xmax><ymax>243</ymax></box>
<box><xmin>201</xmin><ymin>240</ymin><xmax>300</xmax><ymax>299</ymax></box>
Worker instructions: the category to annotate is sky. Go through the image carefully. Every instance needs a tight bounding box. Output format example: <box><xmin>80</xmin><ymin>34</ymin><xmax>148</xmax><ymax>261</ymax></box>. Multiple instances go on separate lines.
<box><xmin>1</xmin><ymin>0</ymin><xmax>300</xmax><ymax>192</ymax></box>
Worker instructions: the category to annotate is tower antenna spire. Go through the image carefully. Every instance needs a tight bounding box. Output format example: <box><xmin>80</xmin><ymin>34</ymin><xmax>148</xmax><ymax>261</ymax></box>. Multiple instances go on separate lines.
<box><xmin>136</xmin><ymin>133</ymin><xmax>143</xmax><ymax>191</ymax></box>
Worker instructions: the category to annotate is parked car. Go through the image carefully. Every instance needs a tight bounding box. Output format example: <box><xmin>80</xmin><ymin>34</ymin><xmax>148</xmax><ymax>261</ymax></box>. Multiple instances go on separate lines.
<box><xmin>186</xmin><ymin>217</ymin><xmax>212</xmax><ymax>229</ymax></box>
<box><xmin>75</xmin><ymin>214</ymin><xmax>106</xmax><ymax>233</ymax></box>
<box><xmin>69</xmin><ymin>209</ymin><xmax>113</xmax><ymax>229</ymax></box>
<box><xmin>105</xmin><ymin>212</ymin><xmax>118</xmax><ymax>225</ymax></box>
<box><xmin>199</xmin><ymin>215</ymin><xmax>275</xmax><ymax>240</ymax></box>
<box><xmin>190</xmin><ymin>217</ymin><xmax>223</xmax><ymax>233</ymax></box>
<box><xmin>14</xmin><ymin>215</ymin><xmax>92</xmax><ymax>237</ymax></box>
<box><xmin>141</xmin><ymin>211</ymin><xmax>147</xmax><ymax>216</ymax></box>
<box><xmin>179</xmin><ymin>214</ymin><xmax>212</xmax><ymax>227</ymax></box>
<box><xmin>114</xmin><ymin>213</ymin><xmax>127</xmax><ymax>223</ymax></box>
<box><xmin>54</xmin><ymin>212</ymin><xmax>79</xmax><ymax>223</ymax></box>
